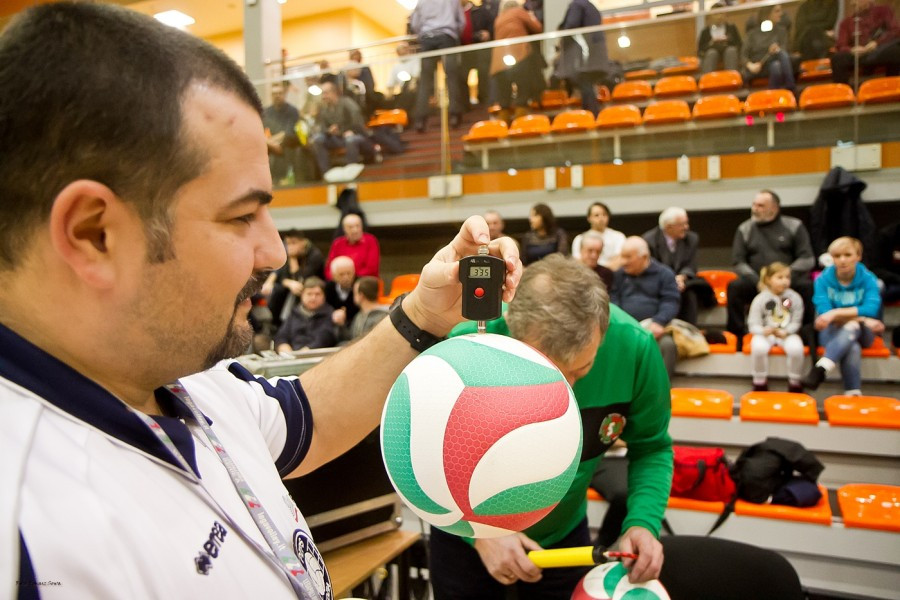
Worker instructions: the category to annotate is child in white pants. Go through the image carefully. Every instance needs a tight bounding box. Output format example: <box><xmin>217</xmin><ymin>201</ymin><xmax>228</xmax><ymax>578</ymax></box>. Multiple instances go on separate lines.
<box><xmin>747</xmin><ymin>262</ymin><xmax>805</xmax><ymax>392</ymax></box>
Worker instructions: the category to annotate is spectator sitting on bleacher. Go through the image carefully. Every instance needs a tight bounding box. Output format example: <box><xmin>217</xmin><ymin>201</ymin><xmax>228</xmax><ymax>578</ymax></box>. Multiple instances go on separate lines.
<box><xmin>261</xmin><ymin>229</ymin><xmax>326</xmax><ymax>329</ymax></box>
<box><xmin>748</xmin><ymin>262</ymin><xmax>806</xmax><ymax>393</ymax></box>
<box><xmin>274</xmin><ymin>277</ymin><xmax>337</xmax><ymax>353</ymax></box>
<box><xmin>611</xmin><ymin>237</ymin><xmax>681</xmax><ymax>380</ymax></box>
<box><xmin>742</xmin><ymin>4</ymin><xmax>797</xmax><ymax>93</ymax></box>
<box><xmin>698</xmin><ymin>3</ymin><xmax>743</xmax><ymax>74</ymax></box>
<box><xmin>386</xmin><ymin>42</ymin><xmax>421</xmax><ymax>113</ymax></box>
<box><xmin>830</xmin><ymin>0</ymin><xmax>900</xmax><ymax>86</ymax></box>
<box><xmin>642</xmin><ymin>207</ymin><xmax>710</xmax><ymax>326</ymax></box>
<box><xmin>728</xmin><ymin>190</ymin><xmax>815</xmax><ymax>351</ymax></box>
<box><xmin>310</xmin><ymin>81</ymin><xmax>379</xmax><ymax>181</ymax></box>
<box><xmin>263</xmin><ymin>81</ymin><xmax>313</xmax><ymax>185</ymax></box>
<box><xmin>792</xmin><ymin>0</ymin><xmax>838</xmax><ymax>61</ymax></box>
<box><xmin>521</xmin><ymin>202</ymin><xmax>568</xmax><ymax>265</ymax></box>
<box><xmin>579</xmin><ymin>230</ymin><xmax>614</xmax><ymax>291</ymax></box>
<box><xmin>326</xmin><ymin>255</ymin><xmax>360</xmax><ymax>332</ymax></box>
<box><xmin>346</xmin><ymin>49</ymin><xmax>380</xmax><ymax>118</ymax></box>
<box><xmin>337</xmin><ymin>277</ymin><xmax>389</xmax><ymax>344</ymax></box>
<box><xmin>802</xmin><ymin>237</ymin><xmax>884</xmax><ymax>395</ymax></box>
<box><xmin>491</xmin><ymin>0</ymin><xmax>544</xmax><ymax>123</ymax></box>
<box><xmin>326</xmin><ymin>213</ymin><xmax>381</xmax><ymax>279</ymax></box>
<box><xmin>572</xmin><ymin>201</ymin><xmax>626</xmax><ymax>270</ymax></box>
<box><xmin>484</xmin><ymin>209</ymin><xmax>507</xmax><ymax>240</ymax></box>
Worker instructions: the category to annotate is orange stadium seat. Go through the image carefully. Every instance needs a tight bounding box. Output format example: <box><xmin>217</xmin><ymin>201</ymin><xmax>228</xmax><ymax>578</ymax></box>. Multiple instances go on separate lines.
<box><xmin>380</xmin><ymin>273</ymin><xmax>420</xmax><ymax>304</ymax></box>
<box><xmin>667</xmin><ymin>496</ymin><xmax>727</xmax><ymax>513</ymax></box>
<box><xmin>661</xmin><ymin>56</ymin><xmax>700</xmax><ymax>75</ymax></box>
<box><xmin>858</xmin><ymin>76</ymin><xmax>900</xmax><ymax>104</ymax></box>
<box><xmin>697</xmin><ymin>270</ymin><xmax>737</xmax><ymax>306</ymax></box>
<box><xmin>625</xmin><ymin>68</ymin><xmax>658</xmax><ymax>80</ymax></box>
<box><xmin>654</xmin><ymin>75</ymin><xmax>698</xmax><ymax>98</ymax></box>
<box><xmin>366</xmin><ymin>109</ymin><xmax>408</xmax><ymax>127</ymax></box>
<box><xmin>735</xmin><ymin>484</ymin><xmax>833</xmax><ymax>525</ymax></box>
<box><xmin>551</xmin><ymin>110</ymin><xmax>596</xmax><ymax>134</ymax></box>
<box><xmin>462</xmin><ymin>119</ymin><xmax>508</xmax><ymax>142</ymax></box>
<box><xmin>612</xmin><ymin>80</ymin><xmax>652</xmax><ymax>102</ymax></box>
<box><xmin>739</xmin><ymin>391</ymin><xmax>819</xmax><ymax>425</ymax></box>
<box><xmin>642</xmin><ymin>100</ymin><xmax>691</xmax><ymax>125</ymax></box>
<box><xmin>692</xmin><ymin>94</ymin><xmax>743</xmax><ymax>120</ymax></box>
<box><xmin>508</xmin><ymin>114</ymin><xmax>550</xmax><ymax>138</ymax></box>
<box><xmin>541</xmin><ymin>89</ymin><xmax>569</xmax><ymax>110</ymax></box>
<box><xmin>487</xmin><ymin>103</ymin><xmax>503</xmax><ymax>115</ymax></box>
<box><xmin>708</xmin><ymin>331</ymin><xmax>738</xmax><ymax>354</ymax></box>
<box><xmin>671</xmin><ymin>388</ymin><xmax>734</xmax><ymax>419</ymax></box>
<box><xmin>799</xmin><ymin>83</ymin><xmax>855</xmax><ymax>110</ymax></box>
<box><xmin>815</xmin><ymin>335</ymin><xmax>891</xmax><ymax>358</ymax></box>
<box><xmin>698</xmin><ymin>70</ymin><xmax>743</xmax><ymax>93</ymax></box>
<box><xmin>741</xmin><ymin>334</ymin><xmax>809</xmax><ymax>355</ymax></box>
<box><xmin>798</xmin><ymin>58</ymin><xmax>833</xmax><ymax>82</ymax></box>
<box><xmin>745</xmin><ymin>89</ymin><xmax>797</xmax><ymax>115</ymax></box>
<box><xmin>825</xmin><ymin>395</ymin><xmax>900</xmax><ymax>429</ymax></box>
<box><xmin>596</xmin><ymin>104</ymin><xmax>643</xmax><ymax>128</ymax></box>
<box><xmin>837</xmin><ymin>484</ymin><xmax>900</xmax><ymax>532</ymax></box>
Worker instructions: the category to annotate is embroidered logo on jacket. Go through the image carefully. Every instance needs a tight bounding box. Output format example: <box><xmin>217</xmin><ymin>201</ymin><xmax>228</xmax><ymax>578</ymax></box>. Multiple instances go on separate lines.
<box><xmin>293</xmin><ymin>529</ymin><xmax>333</xmax><ymax>599</ymax></box>
<box><xmin>195</xmin><ymin>521</ymin><xmax>228</xmax><ymax>575</ymax></box>
<box><xmin>599</xmin><ymin>414</ymin><xmax>626</xmax><ymax>445</ymax></box>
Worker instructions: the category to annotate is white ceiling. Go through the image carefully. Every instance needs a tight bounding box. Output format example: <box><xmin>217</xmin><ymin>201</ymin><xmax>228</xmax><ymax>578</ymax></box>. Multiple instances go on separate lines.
<box><xmin>125</xmin><ymin>0</ymin><xmax>410</xmax><ymax>38</ymax></box>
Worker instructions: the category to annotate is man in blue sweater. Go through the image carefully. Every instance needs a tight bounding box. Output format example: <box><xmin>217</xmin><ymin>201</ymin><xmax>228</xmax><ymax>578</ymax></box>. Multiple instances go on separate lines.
<box><xmin>611</xmin><ymin>237</ymin><xmax>681</xmax><ymax>379</ymax></box>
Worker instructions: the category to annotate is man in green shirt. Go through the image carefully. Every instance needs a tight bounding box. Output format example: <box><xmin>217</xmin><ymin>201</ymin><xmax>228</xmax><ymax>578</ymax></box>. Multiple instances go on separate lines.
<box><xmin>428</xmin><ymin>255</ymin><xmax>673</xmax><ymax>599</ymax></box>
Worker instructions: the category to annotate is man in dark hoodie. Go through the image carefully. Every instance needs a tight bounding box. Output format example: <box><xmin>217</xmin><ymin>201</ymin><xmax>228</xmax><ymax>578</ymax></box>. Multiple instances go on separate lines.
<box><xmin>727</xmin><ymin>190</ymin><xmax>816</xmax><ymax>349</ymax></box>
<box><xmin>275</xmin><ymin>277</ymin><xmax>337</xmax><ymax>352</ymax></box>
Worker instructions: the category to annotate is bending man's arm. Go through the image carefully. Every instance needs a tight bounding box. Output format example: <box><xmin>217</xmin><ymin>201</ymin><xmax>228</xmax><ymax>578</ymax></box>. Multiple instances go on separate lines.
<box><xmin>289</xmin><ymin>217</ymin><xmax>521</xmax><ymax>476</ymax></box>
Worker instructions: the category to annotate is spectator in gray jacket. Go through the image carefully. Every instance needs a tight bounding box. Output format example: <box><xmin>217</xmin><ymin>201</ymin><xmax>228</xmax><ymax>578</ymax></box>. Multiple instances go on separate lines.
<box><xmin>611</xmin><ymin>237</ymin><xmax>680</xmax><ymax>379</ymax></box>
<box><xmin>310</xmin><ymin>81</ymin><xmax>377</xmax><ymax>178</ymax></box>
<box><xmin>727</xmin><ymin>190</ymin><xmax>815</xmax><ymax>349</ymax></box>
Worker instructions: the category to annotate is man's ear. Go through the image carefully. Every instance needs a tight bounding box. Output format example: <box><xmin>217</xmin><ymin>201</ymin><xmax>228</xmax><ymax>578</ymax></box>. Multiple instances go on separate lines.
<box><xmin>48</xmin><ymin>180</ymin><xmax>135</xmax><ymax>289</ymax></box>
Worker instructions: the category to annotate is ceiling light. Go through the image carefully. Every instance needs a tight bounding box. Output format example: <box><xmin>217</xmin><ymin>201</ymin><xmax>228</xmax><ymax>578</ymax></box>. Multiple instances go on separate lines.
<box><xmin>617</xmin><ymin>33</ymin><xmax>631</xmax><ymax>48</ymax></box>
<box><xmin>760</xmin><ymin>19</ymin><xmax>773</xmax><ymax>32</ymax></box>
<box><xmin>396</xmin><ymin>0</ymin><xmax>417</xmax><ymax>10</ymax></box>
<box><xmin>277</xmin><ymin>0</ymin><xmax>287</xmax><ymax>4</ymax></box>
<box><xmin>154</xmin><ymin>10</ymin><xmax>195</xmax><ymax>29</ymax></box>
<box><xmin>503</xmin><ymin>54</ymin><xmax>516</xmax><ymax>66</ymax></box>
<box><xmin>398</xmin><ymin>70</ymin><xmax>411</xmax><ymax>82</ymax></box>
<box><xmin>308</xmin><ymin>85</ymin><xmax>322</xmax><ymax>96</ymax></box>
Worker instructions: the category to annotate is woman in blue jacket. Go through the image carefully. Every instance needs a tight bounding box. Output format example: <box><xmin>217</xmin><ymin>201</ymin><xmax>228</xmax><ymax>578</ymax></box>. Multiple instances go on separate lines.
<box><xmin>802</xmin><ymin>237</ymin><xmax>884</xmax><ymax>395</ymax></box>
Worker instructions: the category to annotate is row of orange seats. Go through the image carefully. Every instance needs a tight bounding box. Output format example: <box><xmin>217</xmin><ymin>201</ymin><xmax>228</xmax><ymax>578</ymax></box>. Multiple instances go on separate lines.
<box><xmin>464</xmin><ymin>78</ymin><xmax>900</xmax><ymax>141</ymax></box>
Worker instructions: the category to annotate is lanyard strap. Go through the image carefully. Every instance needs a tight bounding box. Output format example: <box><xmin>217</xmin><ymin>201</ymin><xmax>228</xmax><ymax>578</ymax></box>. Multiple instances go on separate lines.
<box><xmin>130</xmin><ymin>382</ymin><xmax>322</xmax><ymax>599</ymax></box>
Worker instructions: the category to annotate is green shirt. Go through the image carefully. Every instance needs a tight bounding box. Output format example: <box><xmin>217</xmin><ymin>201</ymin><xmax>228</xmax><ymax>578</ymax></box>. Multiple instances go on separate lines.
<box><xmin>449</xmin><ymin>304</ymin><xmax>673</xmax><ymax>546</ymax></box>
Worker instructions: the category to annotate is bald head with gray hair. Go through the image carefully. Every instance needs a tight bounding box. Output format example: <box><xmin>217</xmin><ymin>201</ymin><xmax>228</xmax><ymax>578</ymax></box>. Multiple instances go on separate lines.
<box><xmin>506</xmin><ymin>255</ymin><xmax>610</xmax><ymax>365</ymax></box>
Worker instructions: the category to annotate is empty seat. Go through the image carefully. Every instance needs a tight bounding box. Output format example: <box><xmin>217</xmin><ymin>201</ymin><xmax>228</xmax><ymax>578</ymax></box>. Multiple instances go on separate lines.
<box><xmin>612</xmin><ymin>80</ymin><xmax>652</xmax><ymax>102</ymax></box>
<box><xmin>366</xmin><ymin>108</ymin><xmax>408</xmax><ymax>127</ymax></box>
<box><xmin>858</xmin><ymin>76</ymin><xmax>900</xmax><ymax>104</ymax></box>
<box><xmin>739</xmin><ymin>391</ymin><xmax>819</xmax><ymax>424</ymax></box>
<box><xmin>708</xmin><ymin>331</ymin><xmax>738</xmax><ymax>354</ymax></box>
<box><xmin>745</xmin><ymin>89</ymin><xmax>798</xmax><ymax>115</ymax></box>
<box><xmin>799</xmin><ymin>83</ymin><xmax>855</xmax><ymax>110</ymax></box>
<box><xmin>692</xmin><ymin>94</ymin><xmax>743</xmax><ymax>120</ymax></box>
<box><xmin>643</xmin><ymin>100</ymin><xmax>691</xmax><ymax>125</ymax></box>
<box><xmin>798</xmin><ymin>58</ymin><xmax>833</xmax><ymax>82</ymax></box>
<box><xmin>671</xmin><ymin>388</ymin><xmax>734</xmax><ymax>419</ymax></box>
<box><xmin>550</xmin><ymin>110</ymin><xmax>596</xmax><ymax>134</ymax></box>
<box><xmin>735</xmin><ymin>484</ymin><xmax>833</xmax><ymax>525</ymax></box>
<box><xmin>462</xmin><ymin>119</ymin><xmax>508</xmax><ymax>142</ymax></box>
<box><xmin>541</xmin><ymin>89</ymin><xmax>569</xmax><ymax>110</ymax></box>
<box><xmin>654</xmin><ymin>75</ymin><xmax>698</xmax><ymax>98</ymax></box>
<box><xmin>824</xmin><ymin>395</ymin><xmax>900</xmax><ymax>429</ymax></box>
<box><xmin>380</xmin><ymin>273</ymin><xmax>420</xmax><ymax>303</ymax></box>
<box><xmin>661</xmin><ymin>56</ymin><xmax>700</xmax><ymax>75</ymax></box>
<box><xmin>666</xmin><ymin>496</ymin><xmax>727</xmax><ymax>513</ymax></box>
<box><xmin>697</xmin><ymin>270</ymin><xmax>737</xmax><ymax>306</ymax></box>
<box><xmin>625</xmin><ymin>68</ymin><xmax>658</xmax><ymax>80</ymax></box>
<box><xmin>596</xmin><ymin>104</ymin><xmax>642</xmax><ymax>128</ymax></box>
<box><xmin>741</xmin><ymin>334</ymin><xmax>809</xmax><ymax>356</ymax></box>
<box><xmin>815</xmin><ymin>335</ymin><xmax>891</xmax><ymax>358</ymax></box>
<box><xmin>508</xmin><ymin>114</ymin><xmax>551</xmax><ymax>138</ymax></box>
<box><xmin>837</xmin><ymin>484</ymin><xmax>900</xmax><ymax>532</ymax></box>
<box><xmin>698</xmin><ymin>70</ymin><xmax>743</xmax><ymax>93</ymax></box>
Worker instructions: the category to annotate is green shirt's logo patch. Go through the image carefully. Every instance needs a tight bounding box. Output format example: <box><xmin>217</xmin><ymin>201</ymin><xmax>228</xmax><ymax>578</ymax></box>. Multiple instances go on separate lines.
<box><xmin>599</xmin><ymin>414</ymin><xmax>626</xmax><ymax>445</ymax></box>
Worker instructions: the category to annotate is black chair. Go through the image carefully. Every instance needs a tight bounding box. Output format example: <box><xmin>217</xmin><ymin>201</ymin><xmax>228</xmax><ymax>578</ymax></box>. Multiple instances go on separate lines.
<box><xmin>660</xmin><ymin>536</ymin><xmax>805</xmax><ymax>600</ymax></box>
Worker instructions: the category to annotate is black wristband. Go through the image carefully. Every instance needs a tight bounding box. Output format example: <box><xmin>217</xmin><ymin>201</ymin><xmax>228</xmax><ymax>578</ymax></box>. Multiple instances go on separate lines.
<box><xmin>390</xmin><ymin>300</ymin><xmax>443</xmax><ymax>353</ymax></box>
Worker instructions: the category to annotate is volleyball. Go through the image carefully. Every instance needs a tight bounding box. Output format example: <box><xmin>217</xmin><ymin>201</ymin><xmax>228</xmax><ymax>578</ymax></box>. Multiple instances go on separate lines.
<box><xmin>381</xmin><ymin>333</ymin><xmax>582</xmax><ymax>538</ymax></box>
<box><xmin>572</xmin><ymin>563</ymin><xmax>671</xmax><ymax>600</ymax></box>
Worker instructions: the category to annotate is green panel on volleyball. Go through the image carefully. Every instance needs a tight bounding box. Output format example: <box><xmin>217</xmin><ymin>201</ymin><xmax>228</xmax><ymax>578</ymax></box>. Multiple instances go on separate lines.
<box><xmin>620</xmin><ymin>589</ymin><xmax>665</xmax><ymax>599</ymax></box>
<box><xmin>423</xmin><ymin>337</ymin><xmax>561</xmax><ymax>388</ymax></box>
<box><xmin>472</xmin><ymin>439</ymin><xmax>583</xmax><ymax>515</ymax></box>
<box><xmin>435</xmin><ymin>519</ymin><xmax>475</xmax><ymax>538</ymax></box>
<box><xmin>605</xmin><ymin>563</ymin><xmax>628</xmax><ymax>597</ymax></box>
<box><xmin>382</xmin><ymin>374</ymin><xmax>450</xmax><ymax>515</ymax></box>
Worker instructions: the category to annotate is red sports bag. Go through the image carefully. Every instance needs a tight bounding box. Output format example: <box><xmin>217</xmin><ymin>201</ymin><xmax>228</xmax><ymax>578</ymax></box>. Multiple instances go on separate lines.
<box><xmin>670</xmin><ymin>446</ymin><xmax>736</xmax><ymax>503</ymax></box>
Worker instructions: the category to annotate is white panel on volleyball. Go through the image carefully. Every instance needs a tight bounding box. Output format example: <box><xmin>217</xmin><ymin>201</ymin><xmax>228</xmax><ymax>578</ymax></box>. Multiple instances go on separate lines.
<box><xmin>461</xmin><ymin>333</ymin><xmax>559</xmax><ymax>370</ymax></box>
<box><xmin>403</xmin><ymin>354</ymin><xmax>465</xmax><ymax>527</ymax></box>
<box><xmin>469</xmin><ymin>394</ymin><xmax>581</xmax><ymax>508</ymax></box>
